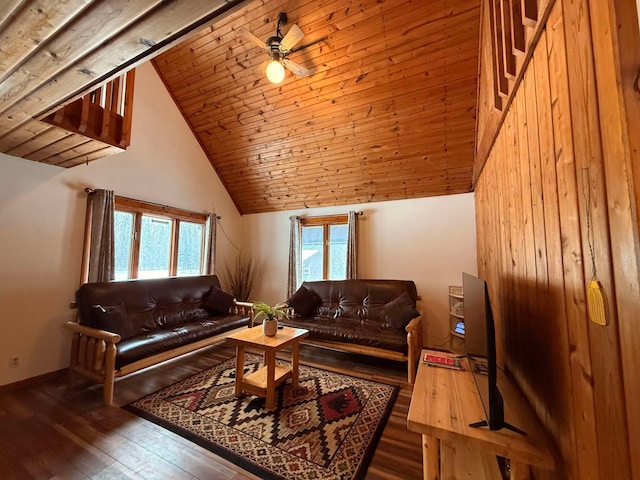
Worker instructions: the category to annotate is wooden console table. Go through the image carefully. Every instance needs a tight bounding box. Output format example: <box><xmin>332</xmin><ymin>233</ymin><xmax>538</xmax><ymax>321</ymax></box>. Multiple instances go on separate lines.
<box><xmin>407</xmin><ymin>349</ymin><xmax>555</xmax><ymax>479</ymax></box>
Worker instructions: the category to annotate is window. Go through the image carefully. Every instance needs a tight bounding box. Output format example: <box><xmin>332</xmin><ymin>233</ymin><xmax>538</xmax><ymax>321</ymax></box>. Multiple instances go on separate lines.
<box><xmin>300</xmin><ymin>215</ymin><xmax>348</xmax><ymax>281</ymax></box>
<box><xmin>114</xmin><ymin>197</ymin><xmax>208</xmax><ymax>280</ymax></box>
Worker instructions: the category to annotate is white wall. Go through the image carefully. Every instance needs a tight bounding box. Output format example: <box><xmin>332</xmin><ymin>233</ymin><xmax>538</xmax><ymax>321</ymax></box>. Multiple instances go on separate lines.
<box><xmin>0</xmin><ymin>62</ymin><xmax>242</xmax><ymax>386</ymax></box>
<box><xmin>242</xmin><ymin>193</ymin><xmax>477</xmax><ymax>348</ymax></box>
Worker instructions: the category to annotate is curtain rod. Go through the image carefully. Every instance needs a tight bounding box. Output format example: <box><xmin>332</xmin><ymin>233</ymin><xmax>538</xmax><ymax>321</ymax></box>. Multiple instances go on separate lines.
<box><xmin>84</xmin><ymin>188</ymin><xmax>221</xmax><ymax>219</ymax></box>
<box><xmin>289</xmin><ymin>211</ymin><xmax>363</xmax><ymax>220</ymax></box>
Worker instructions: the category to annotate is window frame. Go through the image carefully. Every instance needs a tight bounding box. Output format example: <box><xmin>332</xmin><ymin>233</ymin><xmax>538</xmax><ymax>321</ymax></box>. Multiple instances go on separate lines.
<box><xmin>300</xmin><ymin>214</ymin><xmax>348</xmax><ymax>281</ymax></box>
<box><xmin>114</xmin><ymin>196</ymin><xmax>208</xmax><ymax>280</ymax></box>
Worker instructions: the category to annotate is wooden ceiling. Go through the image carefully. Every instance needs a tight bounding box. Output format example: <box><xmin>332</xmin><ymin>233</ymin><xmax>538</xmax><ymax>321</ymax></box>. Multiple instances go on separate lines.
<box><xmin>154</xmin><ymin>0</ymin><xmax>481</xmax><ymax>214</ymax></box>
<box><xmin>0</xmin><ymin>0</ymin><xmax>480</xmax><ymax>215</ymax></box>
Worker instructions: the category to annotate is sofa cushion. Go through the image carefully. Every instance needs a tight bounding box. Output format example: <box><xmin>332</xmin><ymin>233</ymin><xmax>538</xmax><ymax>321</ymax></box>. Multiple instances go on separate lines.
<box><xmin>77</xmin><ymin>275</ymin><xmax>224</xmax><ymax>332</ymax></box>
<box><xmin>115</xmin><ymin>314</ymin><xmax>249</xmax><ymax>369</ymax></box>
<box><xmin>287</xmin><ymin>286</ymin><xmax>322</xmax><ymax>317</ymax></box>
<box><xmin>301</xmin><ymin>279</ymin><xmax>418</xmax><ymax>324</ymax></box>
<box><xmin>280</xmin><ymin>316</ymin><xmax>408</xmax><ymax>354</ymax></box>
<box><xmin>202</xmin><ymin>286</ymin><xmax>235</xmax><ymax>315</ymax></box>
<box><xmin>91</xmin><ymin>302</ymin><xmax>135</xmax><ymax>339</ymax></box>
<box><xmin>382</xmin><ymin>292</ymin><xmax>420</xmax><ymax>330</ymax></box>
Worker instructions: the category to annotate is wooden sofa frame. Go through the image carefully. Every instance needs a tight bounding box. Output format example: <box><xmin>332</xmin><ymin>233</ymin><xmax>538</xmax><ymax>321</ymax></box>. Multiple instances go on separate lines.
<box><xmin>65</xmin><ymin>301</ymin><xmax>253</xmax><ymax>405</ymax></box>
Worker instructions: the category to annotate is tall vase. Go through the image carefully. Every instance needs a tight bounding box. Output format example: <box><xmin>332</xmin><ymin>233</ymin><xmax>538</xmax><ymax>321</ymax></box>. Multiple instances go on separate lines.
<box><xmin>262</xmin><ymin>318</ymin><xmax>278</xmax><ymax>336</ymax></box>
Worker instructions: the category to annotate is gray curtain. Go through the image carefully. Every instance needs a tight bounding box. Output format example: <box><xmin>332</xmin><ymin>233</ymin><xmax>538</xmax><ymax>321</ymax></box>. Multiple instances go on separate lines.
<box><xmin>346</xmin><ymin>211</ymin><xmax>358</xmax><ymax>279</ymax></box>
<box><xmin>87</xmin><ymin>189</ymin><xmax>115</xmax><ymax>283</ymax></box>
<box><xmin>205</xmin><ymin>214</ymin><xmax>217</xmax><ymax>275</ymax></box>
<box><xmin>287</xmin><ymin>216</ymin><xmax>301</xmax><ymax>297</ymax></box>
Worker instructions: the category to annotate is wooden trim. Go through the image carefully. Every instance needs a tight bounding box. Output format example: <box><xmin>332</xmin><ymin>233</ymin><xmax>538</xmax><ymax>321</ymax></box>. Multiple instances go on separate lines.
<box><xmin>115</xmin><ymin>196</ymin><xmax>208</xmax><ymax>223</ymax></box>
<box><xmin>299</xmin><ymin>215</ymin><xmax>348</xmax><ymax>226</ymax></box>
<box><xmin>0</xmin><ymin>368</ymin><xmax>68</xmax><ymax>393</ymax></box>
<box><xmin>301</xmin><ymin>339</ymin><xmax>408</xmax><ymax>362</ymax></box>
<box><xmin>169</xmin><ymin>219</ymin><xmax>179</xmax><ymax>277</ymax></box>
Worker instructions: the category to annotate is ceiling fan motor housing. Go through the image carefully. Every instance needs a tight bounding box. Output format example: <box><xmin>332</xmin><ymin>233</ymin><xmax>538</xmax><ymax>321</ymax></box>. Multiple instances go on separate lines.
<box><xmin>266</xmin><ymin>12</ymin><xmax>289</xmax><ymax>60</ymax></box>
<box><xmin>266</xmin><ymin>37</ymin><xmax>282</xmax><ymax>60</ymax></box>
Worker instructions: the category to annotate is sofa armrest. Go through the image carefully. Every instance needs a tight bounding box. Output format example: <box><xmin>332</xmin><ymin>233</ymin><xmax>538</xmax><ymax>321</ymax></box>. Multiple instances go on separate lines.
<box><xmin>232</xmin><ymin>300</ymin><xmax>254</xmax><ymax>318</ymax></box>
<box><xmin>64</xmin><ymin>321</ymin><xmax>121</xmax><ymax>343</ymax></box>
<box><xmin>405</xmin><ymin>316</ymin><xmax>421</xmax><ymax>333</ymax></box>
<box><xmin>405</xmin><ymin>315</ymin><xmax>423</xmax><ymax>384</ymax></box>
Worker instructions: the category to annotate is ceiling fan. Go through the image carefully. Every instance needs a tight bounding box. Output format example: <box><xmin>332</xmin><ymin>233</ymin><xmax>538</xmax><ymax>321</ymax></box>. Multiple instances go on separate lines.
<box><xmin>239</xmin><ymin>13</ymin><xmax>322</xmax><ymax>84</ymax></box>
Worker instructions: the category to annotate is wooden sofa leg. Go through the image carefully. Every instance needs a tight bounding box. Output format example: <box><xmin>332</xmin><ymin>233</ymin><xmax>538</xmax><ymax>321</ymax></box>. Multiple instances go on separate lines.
<box><xmin>103</xmin><ymin>343</ymin><xmax>117</xmax><ymax>406</ymax></box>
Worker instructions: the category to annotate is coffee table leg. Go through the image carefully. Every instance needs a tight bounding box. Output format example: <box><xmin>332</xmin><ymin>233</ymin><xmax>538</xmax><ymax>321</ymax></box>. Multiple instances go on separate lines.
<box><xmin>265</xmin><ymin>350</ymin><xmax>276</xmax><ymax>409</ymax></box>
<box><xmin>235</xmin><ymin>345</ymin><xmax>244</xmax><ymax>397</ymax></box>
<box><xmin>291</xmin><ymin>342</ymin><xmax>300</xmax><ymax>388</ymax></box>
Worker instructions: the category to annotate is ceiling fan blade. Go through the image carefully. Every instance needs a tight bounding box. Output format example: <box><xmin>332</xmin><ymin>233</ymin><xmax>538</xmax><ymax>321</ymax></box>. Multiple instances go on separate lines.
<box><xmin>282</xmin><ymin>58</ymin><xmax>309</xmax><ymax>78</ymax></box>
<box><xmin>280</xmin><ymin>24</ymin><xmax>305</xmax><ymax>52</ymax></box>
<box><xmin>239</xmin><ymin>27</ymin><xmax>267</xmax><ymax>51</ymax></box>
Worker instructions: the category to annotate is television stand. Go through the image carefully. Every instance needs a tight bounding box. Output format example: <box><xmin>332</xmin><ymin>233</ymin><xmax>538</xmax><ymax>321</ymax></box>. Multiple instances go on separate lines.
<box><xmin>408</xmin><ymin>349</ymin><xmax>555</xmax><ymax>480</ymax></box>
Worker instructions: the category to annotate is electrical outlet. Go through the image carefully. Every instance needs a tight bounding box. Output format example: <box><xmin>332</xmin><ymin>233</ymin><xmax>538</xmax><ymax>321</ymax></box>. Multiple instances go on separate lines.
<box><xmin>9</xmin><ymin>356</ymin><xmax>19</xmax><ymax>368</ymax></box>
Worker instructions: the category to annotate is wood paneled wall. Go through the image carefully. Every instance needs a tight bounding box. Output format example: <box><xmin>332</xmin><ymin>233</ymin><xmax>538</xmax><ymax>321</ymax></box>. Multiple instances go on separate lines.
<box><xmin>475</xmin><ymin>0</ymin><xmax>640</xmax><ymax>479</ymax></box>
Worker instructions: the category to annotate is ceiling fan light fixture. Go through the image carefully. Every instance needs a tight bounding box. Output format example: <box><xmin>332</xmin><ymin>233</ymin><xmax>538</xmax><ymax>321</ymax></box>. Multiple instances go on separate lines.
<box><xmin>266</xmin><ymin>59</ymin><xmax>285</xmax><ymax>83</ymax></box>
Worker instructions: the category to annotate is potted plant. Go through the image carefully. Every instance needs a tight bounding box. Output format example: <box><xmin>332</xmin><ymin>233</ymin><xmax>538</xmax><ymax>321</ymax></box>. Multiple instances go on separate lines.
<box><xmin>253</xmin><ymin>302</ymin><xmax>289</xmax><ymax>336</ymax></box>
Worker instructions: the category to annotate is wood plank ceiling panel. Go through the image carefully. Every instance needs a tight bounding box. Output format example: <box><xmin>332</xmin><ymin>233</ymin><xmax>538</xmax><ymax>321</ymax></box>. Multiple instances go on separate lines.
<box><xmin>153</xmin><ymin>0</ymin><xmax>481</xmax><ymax>214</ymax></box>
<box><xmin>0</xmin><ymin>0</ymin><xmax>250</xmax><ymax>164</ymax></box>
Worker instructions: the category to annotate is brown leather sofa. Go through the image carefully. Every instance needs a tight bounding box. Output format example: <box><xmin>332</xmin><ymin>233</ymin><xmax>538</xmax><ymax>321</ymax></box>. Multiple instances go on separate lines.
<box><xmin>279</xmin><ymin>279</ymin><xmax>423</xmax><ymax>383</ymax></box>
<box><xmin>65</xmin><ymin>275</ymin><xmax>252</xmax><ymax>405</ymax></box>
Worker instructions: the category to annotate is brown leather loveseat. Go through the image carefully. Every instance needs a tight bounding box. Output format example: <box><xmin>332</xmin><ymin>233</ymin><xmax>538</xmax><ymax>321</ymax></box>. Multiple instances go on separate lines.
<box><xmin>279</xmin><ymin>279</ymin><xmax>423</xmax><ymax>383</ymax></box>
<box><xmin>65</xmin><ymin>275</ymin><xmax>252</xmax><ymax>405</ymax></box>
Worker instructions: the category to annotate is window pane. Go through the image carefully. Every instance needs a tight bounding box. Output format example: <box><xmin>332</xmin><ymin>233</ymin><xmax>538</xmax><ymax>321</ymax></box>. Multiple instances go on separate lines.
<box><xmin>138</xmin><ymin>215</ymin><xmax>172</xmax><ymax>279</ymax></box>
<box><xmin>329</xmin><ymin>224</ymin><xmax>348</xmax><ymax>280</ymax></box>
<box><xmin>301</xmin><ymin>226</ymin><xmax>324</xmax><ymax>281</ymax></box>
<box><xmin>177</xmin><ymin>222</ymin><xmax>204</xmax><ymax>276</ymax></box>
<box><xmin>114</xmin><ymin>211</ymin><xmax>134</xmax><ymax>281</ymax></box>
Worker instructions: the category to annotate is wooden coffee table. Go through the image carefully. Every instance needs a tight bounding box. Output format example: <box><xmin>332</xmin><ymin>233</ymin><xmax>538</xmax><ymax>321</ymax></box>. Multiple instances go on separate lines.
<box><xmin>227</xmin><ymin>325</ymin><xmax>309</xmax><ymax>409</ymax></box>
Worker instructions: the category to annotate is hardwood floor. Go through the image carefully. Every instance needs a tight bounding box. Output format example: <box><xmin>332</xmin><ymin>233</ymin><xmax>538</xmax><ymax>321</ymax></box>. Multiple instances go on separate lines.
<box><xmin>0</xmin><ymin>343</ymin><xmax>424</xmax><ymax>479</ymax></box>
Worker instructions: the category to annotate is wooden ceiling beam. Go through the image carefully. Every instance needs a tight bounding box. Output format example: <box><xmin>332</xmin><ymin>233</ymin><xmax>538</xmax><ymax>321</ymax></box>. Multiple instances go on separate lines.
<box><xmin>0</xmin><ymin>0</ymin><xmax>251</xmax><ymax>136</ymax></box>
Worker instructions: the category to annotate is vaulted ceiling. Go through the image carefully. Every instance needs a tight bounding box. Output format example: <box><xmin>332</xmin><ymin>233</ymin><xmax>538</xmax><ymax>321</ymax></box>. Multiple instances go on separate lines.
<box><xmin>0</xmin><ymin>0</ymin><xmax>481</xmax><ymax>215</ymax></box>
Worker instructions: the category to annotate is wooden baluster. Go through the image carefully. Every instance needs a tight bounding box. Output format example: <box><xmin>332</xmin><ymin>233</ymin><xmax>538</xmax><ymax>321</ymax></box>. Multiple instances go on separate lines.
<box><xmin>511</xmin><ymin>0</ymin><xmax>526</xmax><ymax>53</ymax></box>
<box><xmin>101</xmin><ymin>79</ymin><xmax>113</xmax><ymax>140</ymax></box>
<box><xmin>119</xmin><ymin>69</ymin><xmax>135</xmax><ymax>148</ymax></box>
<box><xmin>522</xmin><ymin>0</ymin><xmax>538</xmax><ymax>27</ymax></box>
<box><xmin>78</xmin><ymin>95</ymin><xmax>91</xmax><ymax>133</ymax></box>
<box><xmin>500</xmin><ymin>0</ymin><xmax>517</xmax><ymax>78</ymax></box>
<box><xmin>491</xmin><ymin>0</ymin><xmax>510</xmax><ymax>99</ymax></box>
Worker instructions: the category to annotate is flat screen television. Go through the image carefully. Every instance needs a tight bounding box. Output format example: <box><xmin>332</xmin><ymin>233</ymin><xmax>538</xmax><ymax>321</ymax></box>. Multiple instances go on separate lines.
<box><xmin>463</xmin><ymin>272</ymin><xmax>524</xmax><ymax>434</ymax></box>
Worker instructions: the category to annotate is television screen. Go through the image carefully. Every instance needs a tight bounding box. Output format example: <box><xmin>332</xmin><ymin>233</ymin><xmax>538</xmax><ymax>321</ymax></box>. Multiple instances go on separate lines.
<box><xmin>463</xmin><ymin>272</ymin><xmax>504</xmax><ymax>431</ymax></box>
<box><xmin>462</xmin><ymin>272</ymin><xmax>488</xmax><ymax>359</ymax></box>
<box><xmin>462</xmin><ymin>273</ymin><xmax>525</xmax><ymax>434</ymax></box>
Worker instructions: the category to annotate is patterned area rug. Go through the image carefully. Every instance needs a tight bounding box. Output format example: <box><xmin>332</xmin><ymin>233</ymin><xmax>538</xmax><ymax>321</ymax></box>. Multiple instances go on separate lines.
<box><xmin>125</xmin><ymin>354</ymin><xmax>398</xmax><ymax>480</ymax></box>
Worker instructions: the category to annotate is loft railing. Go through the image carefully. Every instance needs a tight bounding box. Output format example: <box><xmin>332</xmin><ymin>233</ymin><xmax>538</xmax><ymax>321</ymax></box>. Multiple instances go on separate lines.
<box><xmin>43</xmin><ymin>69</ymin><xmax>135</xmax><ymax>149</ymax></box>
